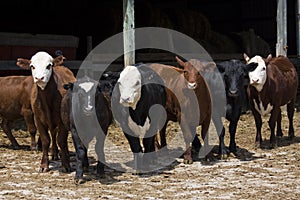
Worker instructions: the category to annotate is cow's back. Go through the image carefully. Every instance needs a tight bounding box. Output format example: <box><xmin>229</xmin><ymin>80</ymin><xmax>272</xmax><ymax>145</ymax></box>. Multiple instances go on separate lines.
<box><xmin>267</xmin><ymin>56</ymin><xmax>298</xmax><ymax>105</ymax></box>
<box><xmin>53</xmin><ymin>66</ymin><xmax>76</xmax><ymax>96</ymax></box>
<box><xmin>0</xmin><ymin>76</ymin><xmax>32</xmax><ymax>119</ymax></box>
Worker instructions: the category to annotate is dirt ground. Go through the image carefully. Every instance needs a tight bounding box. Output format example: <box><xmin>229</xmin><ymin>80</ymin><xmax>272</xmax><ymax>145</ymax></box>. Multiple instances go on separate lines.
<box><xmin>0</xmin><ymin>111</ymin><xmax>300</xmax><ymax>200</ymax></box>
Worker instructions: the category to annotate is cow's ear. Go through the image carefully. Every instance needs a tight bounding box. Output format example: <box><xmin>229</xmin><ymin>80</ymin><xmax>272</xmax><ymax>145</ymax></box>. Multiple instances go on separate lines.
<box><xmin>53</xmin><ymin>55</ymin><xmax>66</xmax><ymax>66</ymax></box>
<box><xmin>265</xmin><ymin>54</ymin><xmax>272</xmax><ymax>63</ymax></box>
<box><xmin>243</xmin><ymin>53</ymin><xmax>250</xmax><ymax>63</ymax></box>
<box><xmin>16</xmin><ymin>58</ymin><xmax>31</xmax><ymax>69</ymax></box>
<box><xmin>216</xmin><ymin>63</ymin><xmax>225</xmax><ymax>73</ymax></box>
<box><xmin>175</xmin><ymin>56</ymin><xmax>186</xmax><ymax>68</ymax></box>
<box><xmin>63</xmin><ymin>82</ymin><xmax>74</xmax><ymax>91</ymax></box>
<box><xmin>204</xmin><ymin>62</ymin><xmax>216</xmax><ymax>72</ymax></box>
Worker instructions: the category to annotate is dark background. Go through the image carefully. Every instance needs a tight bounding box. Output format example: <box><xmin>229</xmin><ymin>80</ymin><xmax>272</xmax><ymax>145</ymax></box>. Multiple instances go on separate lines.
<box><xmin>0</xmin><ymin>0</ymin><xmax>298</xmax><ymax>60</ymax></box>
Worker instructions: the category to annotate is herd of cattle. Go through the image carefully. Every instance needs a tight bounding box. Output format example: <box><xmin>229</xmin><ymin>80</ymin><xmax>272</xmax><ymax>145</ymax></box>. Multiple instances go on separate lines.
<box><xmin>0</xmin><ymin>51</ymin><xmax>298</xmax><ymax>184</ymax></box>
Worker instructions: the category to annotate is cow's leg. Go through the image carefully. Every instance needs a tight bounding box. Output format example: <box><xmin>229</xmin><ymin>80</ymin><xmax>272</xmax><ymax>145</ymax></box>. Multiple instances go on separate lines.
<box><xmin>252</xmin><ymin>110</ymin><xmax>263</xmax><ymax>148</ymax></box>
<box><xmin>57</xmin><ymin>125</ymin><xmax>71</xmax><ymax>172</ymax></box>
<box><xmin>268</xmin><ymin>107</ymin><xmax>280</xmax><ymax>148</ymax></box>
<box><xmin>71</xmin><ymin>126</ymin><xmax>88</xmax><ymax>184</ymax></box>
<box><xmin>213</xmin><ymin>113</ymin><xmax>227</xmax><ymax>159</ymax></box>
<box><xmin>35</xmin><ymin>119</ymin><xmax>50</xmax><ymax>172</ymax></box>
<box><xmin>95</xmin><ymin>129</ymin><xmax>106</xmax><ymax>177</ymax></box>
<box><xmin>1</xmin><ymin>119</ymin><xmax>19</xmax><ymax>149</ymax></box>
<box><xmin>276</xmin><ymin>110</ymin><xmax>283</xmax><ymax>138</ymax></box>
<box><xmin>156</xmin><ymin>121</ymin><xmax>168</xmax><ymax>149</ymax></box>
<box><xmin>50</xmin><ymin>128</ymin><xmax>59</xmax><ymax>161</ymax></box>
<box><xmin>23</xmin><ymin>108</ymin><xmax>37</xmax><ymax>150</ymax></box>
<box><xmin>228</xmin><ymin>115</ymin><xmax>240</xmax><ymax>154</ymax></box>
<box><xmin>201</xmin><ymin>116</ymin><xmax>213</xmax><ymax>161</ymax></box>
<box><xmin>287</xmin><ymin>101</ymin><xmax>295</xmax><ymax>138</ymax></box>
<box><xmin>180</xmin><ymin>119</ymin><xmax>195</xmax><ymax>164</ymax></box>
<box><xmin>124</xmin><ymin>132</ymin><xmax>143</xmax><ymax>172</ymax></box>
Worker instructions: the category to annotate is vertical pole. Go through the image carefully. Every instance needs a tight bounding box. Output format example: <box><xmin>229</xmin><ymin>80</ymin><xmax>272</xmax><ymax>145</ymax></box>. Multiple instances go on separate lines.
<box><xmin>276</xmin><ymin>0</ymin><xmax>287</xmax><ymax>57</ymax></box>
<box><xmin>296</xmin><ymin>0</ymin><xmax>300</xmax><ymax>57</ymax></box>
<box><xmin>123</xmin><ymin>0</ymin><xmax>135</xmax><ymax>67</ymax></box>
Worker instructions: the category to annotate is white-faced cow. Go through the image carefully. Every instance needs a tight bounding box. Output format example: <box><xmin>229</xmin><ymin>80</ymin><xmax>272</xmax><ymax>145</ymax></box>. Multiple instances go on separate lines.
<box><xmin>61</xmin><ymin>75</ymin><xmax>112</xmax><ymax>184</ymax></box>
<box><xmin>16</xmin><ymin>51</ymin><xmax>76</xmax><ymax>172</ymax></box>
<box><xmin>244</xmin><ymin>53</ymin><xmax>298</xmax><ymax>148</ymax></box>
<box><xmin>111</xmin><ymin>64</ymin><xmax>167</xmax><ymax>172</ymax></box>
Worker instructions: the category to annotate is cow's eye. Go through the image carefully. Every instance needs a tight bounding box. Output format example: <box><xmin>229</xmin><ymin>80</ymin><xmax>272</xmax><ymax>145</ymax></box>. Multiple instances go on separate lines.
<box><xmin>135</xmin><ymin>80</ymin><xmax>140</xmax><ymax>86</ymax></box>
<box><xmin>184</xmin><ymin>71</ymin><xmax>188</xmax><ymax>75</ymax></box>
<box><xmin>262</xmin><ymin>67</ymin><xmax>266</xmax><ymax>71</ymax></box>
<box><xmin>30</xmin><ymin>65</ymin><xmax>35</xmax><ymax>70</ymax></box>
<box><xmin>46</xmin><ymin>63</ymin><xmax>52</xmax><ymax>70</ymax></box>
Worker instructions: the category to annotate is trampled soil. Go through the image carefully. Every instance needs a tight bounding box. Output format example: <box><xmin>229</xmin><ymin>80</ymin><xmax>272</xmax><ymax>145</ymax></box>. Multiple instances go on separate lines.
<box><xmin>0</xmin><ymin>111</ymin><xmax>299</xmax><ymax>199</ymax></box>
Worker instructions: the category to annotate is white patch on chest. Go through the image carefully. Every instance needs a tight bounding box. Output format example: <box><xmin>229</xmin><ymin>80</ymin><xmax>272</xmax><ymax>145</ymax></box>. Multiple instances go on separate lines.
<box><xmin>79</xmin><ymin>82</ymin><xmax>94</xmax><ymax>92</ymax></box>
<box><xmin>253</xmin><ymin>97</ymin><xmax>273</xmax><ymax>116</ymax></box>
<box><xmin>128</xmin><ymin>116</ymin><xmax>150</xmax><ymax>138</ymax></box>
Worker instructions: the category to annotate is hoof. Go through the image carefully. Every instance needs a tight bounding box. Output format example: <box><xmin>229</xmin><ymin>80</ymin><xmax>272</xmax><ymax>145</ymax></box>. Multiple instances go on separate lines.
<box><xmin>12</xmin><ymin>145</ymin><xmax>20</xmax><ymax>150</ymax></box>
<box><xmin>74</xmin><ymin>178</ymin><xmax>85</xmax><ymax>185</ymax></box>
<box><xmin>269</xmin><ymin>143</ymin><xmax>277</xmax><ymax>149</ymax></box>
<box><xmin>39</xmin><ymin>167</ymin><xmax>50</xmax><ymax>173</ymax></box>
<box><xmin>183</xmin><ymin>159</ymin><xmax>193</xmax><ymax>164</ymax></box>
<box><xmin>219</xmin><ymin>153</ymin><xmax>229</xmax><ymax>160</ymax></box>
<box><xmin>61</xmin><ymin>166</ymin><xmax>72</xmax><ymax>173</ymax></box>
<box><xmin>254</xmin><ymin>142</ymin><xmax>261</xmax><ymax>149</ymax></box>
<box><xmin>288</xmin><ymin>134</ymin><xmax>295</xmax><ymax>140</ymax></box>
<box><xmin>83</xmin><ymin>166</ymin><xmax>89</xmax><ymax>173</ymax></box>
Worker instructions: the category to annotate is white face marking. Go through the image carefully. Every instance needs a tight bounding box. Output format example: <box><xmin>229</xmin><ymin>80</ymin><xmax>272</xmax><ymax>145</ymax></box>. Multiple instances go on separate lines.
<box><xmin>79</xmin><ymin>82</ymin><xmax>95</xmax><ymax>93</ymax></box>
<box><xmin>30</xmin><ymin>52</ymin><xmax>53</xmax><ymax>90</ymax></box>
<box><xmin>253</xmin><ymin>99</ymin><xmax>273</xmax><ymax>116</ymax></box>
<box><xmin>118</xmin><ymin>66</ymin><xmax>141</xmax><ymax>109</ymax></box>
<box><xmin>128</xmin><ymin>116</ymin><xmax>150</xmax><ymax>138</ymax></box>
<box><xmin>187</xmin><ymin>82</ymin><xmax>196</xmax><ymax>90</ymax></box>
<box><xmin>247</xmin><ymin>56</ymin><xmax>267</xmax><ymax>92</ymax></box>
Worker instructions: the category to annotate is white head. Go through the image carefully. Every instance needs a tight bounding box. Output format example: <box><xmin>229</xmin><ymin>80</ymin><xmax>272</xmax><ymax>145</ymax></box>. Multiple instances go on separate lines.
<box><xmin>16</xmin><ymin>51</ymin><xmax>65</xmax><ymax>90</ymax></box>
<box><xmin>117</xmin><ymin>65</ymin><xmax>142</xmax><ymax>109</ymax></box>
<box><xmin>244</xmin><ymin>53</ymin><xmax>272</xmax><ymax>92</ymax></box>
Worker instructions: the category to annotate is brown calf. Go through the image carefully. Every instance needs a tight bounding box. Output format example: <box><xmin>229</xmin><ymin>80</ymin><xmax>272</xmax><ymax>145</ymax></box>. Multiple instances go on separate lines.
<box><xmin>17</xmin><ymin>51</ymin><xmax>76</xmax><ymax>172</ymax></box>
<box><xmin>0</xmin><ymin>75</ymin><xmax>37</xmax><ymax>150</ymax></box>
<box><xmin>150</xmin><ymin>61</ymin><xmax>212</xmax><ymax>164</ymax></box>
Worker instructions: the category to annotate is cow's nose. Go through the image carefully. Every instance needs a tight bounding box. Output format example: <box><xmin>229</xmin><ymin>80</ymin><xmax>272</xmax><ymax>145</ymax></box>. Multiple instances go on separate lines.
<box><xmin>187</xmin><ymin>82</ymin><xmax>197</xmax><ymax>89</ymax></box>
<box><xmin>229</xmin><ymin>90</ymin><xmax>238</xmax><ymax>95</ymax></box>
<box><xmin>121</xmin><ymin>97</ymin><xmax>130</xmax><ymax>103</ymax></box>
<box><xmin>35</xmin><ymin>77</ymin><xmax>44</xmax><ymax>81</ymax></box>
<box><xmin>252</xmin><ymin>79</ymin><xmax>259</xmax><ymax>83</ymax></box>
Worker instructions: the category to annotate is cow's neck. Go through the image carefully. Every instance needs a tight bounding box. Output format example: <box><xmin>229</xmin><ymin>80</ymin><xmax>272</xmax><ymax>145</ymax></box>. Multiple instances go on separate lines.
<box><xmin>36</xmin><ymin>73</ymin><xmax>56</xmax><ymax>130</ymax></box>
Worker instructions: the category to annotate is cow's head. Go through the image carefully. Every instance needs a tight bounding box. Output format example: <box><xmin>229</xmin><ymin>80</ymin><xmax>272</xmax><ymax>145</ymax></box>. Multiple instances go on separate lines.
<box><xmin>217</xmin><ymin>60</ymin><xmax>247</xmax><ymax>98</ymax></box>
<box><xmin>64</xmin><ymin>76</ymin><xmax>99</xmax><ymax>116</ymax></box>
<box><xmin>176</xmin><ymin>56</ymin><xmax>214</xmax><ymax>90</ymax></box>
<box><xmin>117</xmin><ymin>65</ymin><xmax>141</xmax><ymax>109</ymax></box>
<box><xmin>16</xmin><ymin>51</ymin><xmax>65</xmax><ymax>90</ymax></box>
<box><xmin>243</xmin><ymin>53</ymin><xmax>272</xmax><ymax>92</ymax></box>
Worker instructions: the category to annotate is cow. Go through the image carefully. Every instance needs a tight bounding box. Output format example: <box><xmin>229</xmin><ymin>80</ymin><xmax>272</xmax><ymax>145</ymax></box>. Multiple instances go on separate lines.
<box><xmin>61</xmin><ymin>75</ymin><xmax>112</xmax><ymax>184</ymax></box>
<box><xmin>244</xmin><ymin>53</ymin><xmax>298</xmax><ymax>148</ymax></box>
<box><xmin>16</xmin><ymin>51</ymin><xmax>76</xmax><ymax>172</ymax></box>
<box><xmin>0</xmin><ymin>75</ymin><xmax>37</xmax><ymax>150</ymax></box>
<box><xmin>111</xmin><ymin>64</ymin><xmax>167</xmax><ymax>172</ymax></box>
<box><xmin>150</xmin><ymin>58</ymin><xmax>212</xmax><ymax>164</ymax></box>
<box><xmin>216</xmin><ymin>59</ymin><xmax>248</xmax><ymax>156</ymax></box>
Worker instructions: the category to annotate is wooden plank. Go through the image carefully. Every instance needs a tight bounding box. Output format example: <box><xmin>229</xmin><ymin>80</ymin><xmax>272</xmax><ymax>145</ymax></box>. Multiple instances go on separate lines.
<box><xmin>123</xmin><ymin>0</ymin><xmax>135</xmax><ymax>67</ymax></box>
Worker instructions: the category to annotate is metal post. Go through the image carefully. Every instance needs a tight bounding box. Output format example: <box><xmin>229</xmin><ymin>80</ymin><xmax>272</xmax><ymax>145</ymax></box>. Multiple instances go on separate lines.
<box><xmin>123</xmin><ymin>0</ymin><xmax>135</xmax><ymax>67</ymax></box>
<box><xmin>297</xmin><ymin>0</ymin><xmax>300</xmax><ymax>57</ymax></box>
<box><xmin>276</xmin><ymin>0</ymin><xmax>287</xmax><ymax>57</ymax></box>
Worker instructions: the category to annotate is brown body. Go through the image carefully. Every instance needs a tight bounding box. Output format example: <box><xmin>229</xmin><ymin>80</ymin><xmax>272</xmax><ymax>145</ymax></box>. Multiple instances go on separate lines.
<box><xmin>17</xmin><ymin>55</ymin><xmax>76</xmax><ymax>172</ymax></box>
<box><xmin>150</xmin><ymin>63</ymin><xmax>212</xmax><ymax>163</ymax></box>
<box><xmin>0</xmin><ymin>75</ymin><xmax>37</xmax><ymax>149</ymax></box>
